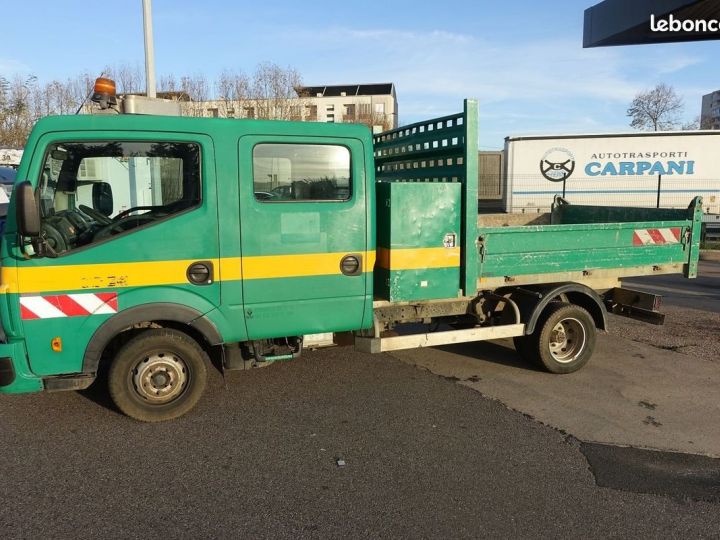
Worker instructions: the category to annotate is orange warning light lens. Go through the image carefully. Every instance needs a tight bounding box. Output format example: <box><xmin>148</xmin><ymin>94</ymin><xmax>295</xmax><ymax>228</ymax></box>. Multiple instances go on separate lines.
<box><xmin>51</xmin><ymin>337</ymin><xmax>62</xmax><ymax>352</ymax></box>
<box><xmin>93</xmin><ymin>77</ymin><xmax>116</xmax><ymax>97</ymax></box>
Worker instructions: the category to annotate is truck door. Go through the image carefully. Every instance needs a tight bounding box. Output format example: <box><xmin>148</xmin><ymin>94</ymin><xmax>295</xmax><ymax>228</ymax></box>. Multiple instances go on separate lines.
<box><xmin>238</xmin><ymin>135</ymin><xmax>369</xmax><ymax>339</ymax></box>
<box><xmin>15</xmin><ymin>132</ymin><xmax>220</xmax><ymax>377</ymax></box>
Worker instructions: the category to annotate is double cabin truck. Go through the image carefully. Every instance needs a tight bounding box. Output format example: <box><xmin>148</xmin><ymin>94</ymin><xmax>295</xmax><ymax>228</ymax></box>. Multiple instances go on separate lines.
<box><xmin>0</xmin><ymin>79</ymin><xmax>703</xmax><ymax>421</ymax></box>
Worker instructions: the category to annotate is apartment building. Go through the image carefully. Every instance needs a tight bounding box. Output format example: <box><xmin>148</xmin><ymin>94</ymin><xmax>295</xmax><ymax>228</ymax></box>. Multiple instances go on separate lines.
<box><xmin>197</xmin><ymin>83</ymin><xmax>398</xmax><ymax>133</ymax></box>
<box><xmin>295</xmin><ymin>83</ymin><xmax>398</xmax><ymax>132</ymax></box>
<box><xmin>701</xmin><ymin>90</ymin><xmax>720</xmax><ymax>130</ymax></box>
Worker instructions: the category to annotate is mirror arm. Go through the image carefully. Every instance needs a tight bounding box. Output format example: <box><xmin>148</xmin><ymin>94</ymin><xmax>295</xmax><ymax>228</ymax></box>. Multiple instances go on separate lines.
<box><xmin>19</xmin><ymin>232</ymin><xmax>57</xmax><ymax>259</ymax></box>
<box><xmin>34</xmin><ymin>232</ymin><xmax>58</xmax><ymax>259</ymax></box>
<box><xmin>18</xmin><ymin>234</ymin><xmax>32</xmax><ymax>259</ymax></box>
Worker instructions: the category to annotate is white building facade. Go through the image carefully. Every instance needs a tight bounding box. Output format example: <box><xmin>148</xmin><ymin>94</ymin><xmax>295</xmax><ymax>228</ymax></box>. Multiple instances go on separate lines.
<box><xmin>197</xmin><ymin>83</ymin><xmax>398</xmax><ymax>133</ymax></box>
<box><xmin>701</xmin><ymin>90</ymin><xmax>720</xmax><ymax>130</ymax></box>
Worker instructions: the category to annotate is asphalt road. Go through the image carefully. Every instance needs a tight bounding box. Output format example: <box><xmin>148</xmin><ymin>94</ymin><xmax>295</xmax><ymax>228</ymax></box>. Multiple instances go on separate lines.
<box><xmin>1</xmin><ymin>347</ymin><xmax>719</xmax><ymax>538</ymax></box>
<box><xmin>2</xmin><ymin>263</ymin><xmax>718</xmax><ymax>537</ymax></box>
<box><xmin>391</xmin><ymin>328</ymin><xmax>720</xmax><ymax>458</ymax></box>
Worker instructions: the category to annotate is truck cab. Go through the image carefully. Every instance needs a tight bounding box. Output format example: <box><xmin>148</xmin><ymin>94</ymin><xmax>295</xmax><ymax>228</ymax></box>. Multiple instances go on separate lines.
<box><xmin>1</xmin><ymin>104</ymin><xmax>374</xmax><ymax>420</ymax></box>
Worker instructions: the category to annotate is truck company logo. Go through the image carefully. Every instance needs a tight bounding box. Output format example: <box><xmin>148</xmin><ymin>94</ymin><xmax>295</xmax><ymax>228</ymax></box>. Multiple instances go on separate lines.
<box><xmin>584</xmin><ymin>151</ymin><xmax>695</xmax><ymax>177</ymax></box>
<box><xmin>650</xmin><ymin>14</ymin><xmax>720</xmax><ymax>33</ymax></box>
<box><xmin>540</xmin><ymin>148</ymin><xmax>575</xmax><ymax>182</ymax></box>
<box><xmin>20</xmin><ymin>293</ymin><xmax>118</xmax><ymax>320</ymax></box>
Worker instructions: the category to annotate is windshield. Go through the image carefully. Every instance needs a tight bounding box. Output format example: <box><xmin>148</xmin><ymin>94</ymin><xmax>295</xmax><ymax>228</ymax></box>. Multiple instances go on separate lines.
<box><xmin>34</xmin><ymin>140</ymin><xmax>201</xmax><ymax>255</ymax></box>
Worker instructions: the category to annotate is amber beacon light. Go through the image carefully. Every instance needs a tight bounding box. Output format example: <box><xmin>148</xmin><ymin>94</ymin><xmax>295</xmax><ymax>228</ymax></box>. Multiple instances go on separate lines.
<box><xmin>91</xmin><ymin>77</ymin><xmax>118</xmax><ymax>109</ymax></box>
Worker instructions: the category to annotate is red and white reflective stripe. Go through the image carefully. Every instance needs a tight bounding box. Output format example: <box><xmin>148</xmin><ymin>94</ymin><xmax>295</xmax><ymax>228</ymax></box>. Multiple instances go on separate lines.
<box><xmin>20</xmin><ymin>293</ymin><xmax>118</xmax><ymax>320</ymax></box>
<box><xmin>632</xmin><ymin>228</ymin><xmax>681</xmax><ymax>246</ymax></box>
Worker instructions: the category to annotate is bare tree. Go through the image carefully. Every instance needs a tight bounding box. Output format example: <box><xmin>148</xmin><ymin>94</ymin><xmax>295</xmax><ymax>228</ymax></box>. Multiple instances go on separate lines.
<box><xmin>0</xmin><ymin>75</ymin><xmax>38</xmax><ymax>148</ymax></box>
<box><xmin>157</xmin><ymin>73</ymin><xmax>193</xmax><ymax>105</ymax></box>
<box><xmin>352</xmin><ymin>102</ymin><xmax>393</xmax><ymax>133</ymax></box>
<box><xmin>680</xmin><ymin>116</ymin><xmax>700</xmax><ymax>130</ymax></box>
<box><xmin>159</xmin><ymin>73</ymin><xmax>179</xmax><ymax>94</ymax></box>
<box><xmin>30</xmin><ymin>72</ymin><xmax>97</xmax><ymax>119</ymax></box>
<box><xmin>66</xmin><ymin>71</ymin><xmax>96</xmax><ymax>110</ymax></box>
<box><xmin>1</xmin><ymin>70</ymin><xmax>106</xmax><ymax>147</ymax></box>
<box><xmin>356</xmin><ymin>109</ymin><xmax>393</xmax><ymax>132</ymax></box>
<box><xmin>215</xmin><ymin>69</ymin><xmax>250</xmax><ymax>118</ymax></box>
<box><xmin>627</xmin><ymin>84</ymin><xmax>684</xmax><ymax>131</ymax></box>
<box><xmin>700</xmin><ymin>115</ymin><xmax>714</xmax><ymax>129</ymax></box>
<box><xmin>684</xmin><ymin>114</ymin><xmax>718</xmax><ymax>130</ymax></box>
<box><xmin>249</xmin><ymin>62</ymin><xmax>305</xmax><ymax>120</ymax></box>
<box><xmin>0</xmin><ymin>62</ymin><xmax>310</xmax><ymax>148</ymax></box>
<box><xmin>178</xmin><ymin>75</ymin><xmax>210</xmax><ymax>117</ymax></box>
<box><xmin>113</xmin><ymin>63</ymin><xmax>144</xmax><ymax>94</ymax></box>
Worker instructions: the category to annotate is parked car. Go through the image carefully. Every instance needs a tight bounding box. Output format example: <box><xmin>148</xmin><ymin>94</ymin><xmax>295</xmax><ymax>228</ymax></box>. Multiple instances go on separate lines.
<box><xmin>0</xmin><ymin>166</ymin><xmax>16</xmax><ymax>197</ymax></box>
<box><xmin>0</xmin><ymin>167</ymin><xmax>13</xmax><ymax>217</ymax></box>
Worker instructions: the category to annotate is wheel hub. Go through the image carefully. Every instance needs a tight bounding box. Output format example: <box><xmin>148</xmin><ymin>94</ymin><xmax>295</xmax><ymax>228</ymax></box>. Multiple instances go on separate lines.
<box><xmin>132</xmin><ymin>353</ymin><xmax>188</xmax><ymax>403</ymax></box>
<box><xmin>548</xmin><ymin>317</ymin><xmax>586</xmax><ymax>364</ymax></box>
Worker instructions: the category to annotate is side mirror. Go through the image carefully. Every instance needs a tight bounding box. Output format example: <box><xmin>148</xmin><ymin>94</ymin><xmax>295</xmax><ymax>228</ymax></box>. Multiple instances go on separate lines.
<box><xmin>16</xmin><ymin>181</ymin><xmax>40</xmax><ymax>237</ymax></box>
<box><xmin>92</xmin><ymin>182</ymin><xmax>113</xmax><ymax>216</ymax></box>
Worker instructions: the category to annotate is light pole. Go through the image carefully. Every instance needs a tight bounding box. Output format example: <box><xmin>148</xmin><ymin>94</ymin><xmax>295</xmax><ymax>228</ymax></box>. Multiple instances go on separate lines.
<box><xmin>142</xmin><ymin>0</ymin><xmax>157</xmax><ymax>98</ymax></box>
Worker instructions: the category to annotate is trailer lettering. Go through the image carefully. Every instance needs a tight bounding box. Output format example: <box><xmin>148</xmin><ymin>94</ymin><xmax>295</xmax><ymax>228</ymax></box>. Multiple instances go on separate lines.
<box><xmin>586</xmin><ymin>162</ymin><xmax>601</xmax><ymax>176</ymax></box>
<box><xmin>583</xmin><ymin>160</ymin><xmax>695</xmax><ymax>176</ymax></box>
<box><xmin>649</xmin><ymin>162</ymin><xmax>667</xmax><ymax>175</ymax></box>
<box><xmin>604</xmin><ymin>162</ymin><xmax>620</xmax><ymax>175</ymax></box>
<box><xmin>636</xmin><ymin>162</ymin><xmax>652</xmax><ymax>175</ymax></box>
<box><xmin>667</xmin><ymin>161</ymin><xmax>684</xmax><ymax>175</ymax></box>
<box><xmin>619</xmin><ymin>162</ymin><xmax>635</xmax><ymax>175</ymax></box>
<box><xmin>590</xmin><ymin>151</ymin><xmax>689</xmax><ymax>160</ymax></box>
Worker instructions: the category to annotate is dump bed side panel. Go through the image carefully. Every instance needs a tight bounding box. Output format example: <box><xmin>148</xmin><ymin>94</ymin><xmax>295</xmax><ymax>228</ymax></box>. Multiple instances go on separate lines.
<box><xmin>373</xmin><ymin>101</ymin><xmax>703</xmax><ymax>300</ymax></box>
<box><xmin>478</xmin><ymin>198</ymin><xmax>703</xmax><ymax>288</ymax></box>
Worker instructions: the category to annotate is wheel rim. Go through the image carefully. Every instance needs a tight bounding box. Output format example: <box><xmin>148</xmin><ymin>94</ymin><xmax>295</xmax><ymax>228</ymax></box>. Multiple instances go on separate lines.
<box><xmin>548</xmin><ymin>317</ymin><xmax>586</xmax><ymax>364</ymax></box>
<box><xmin>132</xmin><ymin>352</ymin><xmax>188</xmax><ymax>403</ymax></box>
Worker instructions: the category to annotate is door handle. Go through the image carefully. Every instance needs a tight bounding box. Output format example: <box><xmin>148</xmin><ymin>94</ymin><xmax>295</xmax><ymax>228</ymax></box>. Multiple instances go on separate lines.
<box><xmin>340</xmin><ymin>254</ymin><xmax>362</xmax><ymax>276</ymax></box>
<box><xmin>186</xmin><ymin>261</ymin><xmax>214</xmax><ymax>285</ymax></box>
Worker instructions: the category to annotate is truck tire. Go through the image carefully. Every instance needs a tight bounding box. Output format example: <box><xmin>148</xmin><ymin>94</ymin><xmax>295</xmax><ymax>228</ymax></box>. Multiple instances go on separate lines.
<box><xmin>523</xmin><ymin>302</ymin><xmax>596</xmax><ymax>374</ymax></box>
<box><xmin>108</xmin><ymin>328</ymin><xmax>208</xmax><ymax>422</ymax></box>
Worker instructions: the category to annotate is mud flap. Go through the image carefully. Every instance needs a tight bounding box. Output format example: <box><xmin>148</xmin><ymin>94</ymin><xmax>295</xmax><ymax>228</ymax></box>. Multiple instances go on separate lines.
<box><xmin>603</xmin><ymin>287</ymin><xmax>665</xmax><ymax>325</ymax></box>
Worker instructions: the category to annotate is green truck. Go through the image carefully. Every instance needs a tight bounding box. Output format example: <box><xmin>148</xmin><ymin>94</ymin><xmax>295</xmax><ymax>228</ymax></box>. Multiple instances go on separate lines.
<box><xmin>0</xmin><ymin>82</ymin><xmax>703</xmax><ymax>421</ymax></box>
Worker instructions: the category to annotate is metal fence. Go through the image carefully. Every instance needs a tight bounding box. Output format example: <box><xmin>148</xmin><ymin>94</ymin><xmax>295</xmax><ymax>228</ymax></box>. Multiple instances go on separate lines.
<box><xmin>501</xmin><ymin>174</ymin><xmax>720</xmax><ymax>215</ymax></box>
<box><xmin>478</xmin><ymin>152</ymin><xmax>503</xmax><ymax>200</ymax></box>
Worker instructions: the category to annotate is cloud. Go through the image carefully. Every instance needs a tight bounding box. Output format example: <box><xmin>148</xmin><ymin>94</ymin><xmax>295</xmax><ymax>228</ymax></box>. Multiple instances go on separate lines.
<box><xmin>283</xmin><ymin>27</ymin><xmax>640</xmax><ymax>105</ymax></box>
<box><xmin>244</xmin><ymin>25</ymin><xmax>710</xmax><ymax>145</ymax></box>
<box><xmin>653</xmin><ymin>54</ymin><xmax>704</xmax><ymax>74</ymax></box>
<box><xmin>0</xmin><ymin>58</ymin><xmax>33</xmax><ymax>75</ymax></box>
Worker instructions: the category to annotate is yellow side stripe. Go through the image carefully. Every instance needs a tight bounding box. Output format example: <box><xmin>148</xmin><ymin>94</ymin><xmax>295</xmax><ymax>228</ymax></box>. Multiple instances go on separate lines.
<box><xmin>0</xmin><ymin>259</ymin><xmax>207</xmax><ymax>295</ymax></box>
<box><xmin>0</xmin><ymin>250</ymin><xmax>379</xmax><ymax>295</ymax></box>
<box><xmin>228</xmin><ymin>251</ymin><xmax>374</xmax><ymax>280</ymax></box>
<box><xmin>376</xmin><ymin>247</ymin><xmax>460</xmax><ymax>271</ymax></box>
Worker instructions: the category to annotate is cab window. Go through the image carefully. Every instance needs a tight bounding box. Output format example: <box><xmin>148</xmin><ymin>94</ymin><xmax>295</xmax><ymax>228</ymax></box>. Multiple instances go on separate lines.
<box><xmin>36</xmin><ymin>141</ymin><xmax>200</xmax><ymax>255</ymax></box>
<box><xmin>252</xmin><ymin>144</ymin><xmax>351</xmax><ymax>202</ymax></box>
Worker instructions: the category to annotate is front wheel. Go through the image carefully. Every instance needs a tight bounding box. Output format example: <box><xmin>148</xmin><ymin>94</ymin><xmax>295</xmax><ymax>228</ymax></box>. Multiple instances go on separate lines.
<box><xmin>108</xmin><ymin>328</ymin><xmax>208</xmax><ymax>422</ymax></box>
<box><xmin>523</xmin><ymin>303</ymin><xmax>596</xmax><ymax>374</ymax></box>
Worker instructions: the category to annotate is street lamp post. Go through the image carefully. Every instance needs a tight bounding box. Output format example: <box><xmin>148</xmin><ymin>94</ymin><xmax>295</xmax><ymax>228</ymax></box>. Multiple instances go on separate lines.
<box><xmin>142</xmin><ymin>0</ymin><xmax>157</xmax><ymax>98</ymax></box>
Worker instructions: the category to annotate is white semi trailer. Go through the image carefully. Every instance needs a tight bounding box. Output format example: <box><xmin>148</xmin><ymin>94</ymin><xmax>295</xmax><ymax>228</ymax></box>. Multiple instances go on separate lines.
<box><xmin>500</xmin><ymin>131</ymin><xmax>720</xmax><ymax>214</ymax></box>
<box><xmin>0</xmin><ymin>148</ymin><xmax>23</xmax><ymax>167</ymax></box>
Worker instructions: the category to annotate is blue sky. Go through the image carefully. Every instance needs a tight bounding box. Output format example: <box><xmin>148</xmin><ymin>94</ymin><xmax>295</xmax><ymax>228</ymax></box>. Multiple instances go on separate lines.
<box><xmin>2</xmin><ymin>0</ymin><xmax>717</xmax><ymax>148</ymax></box>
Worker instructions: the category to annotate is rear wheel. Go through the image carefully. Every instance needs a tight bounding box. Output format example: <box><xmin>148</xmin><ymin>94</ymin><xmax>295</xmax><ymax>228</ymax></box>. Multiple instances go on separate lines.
<box><xmin>108</xmin><ymin>328</ymin><xmax>208</xmax><ymax>422</ymax></box>
<box><xmin>522</xmin><ymin>303</ymin><xmax>596</xmax><ymax>374</ymax></box>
